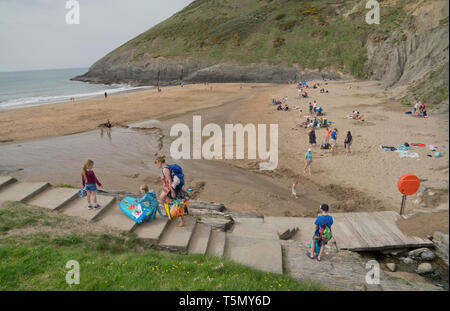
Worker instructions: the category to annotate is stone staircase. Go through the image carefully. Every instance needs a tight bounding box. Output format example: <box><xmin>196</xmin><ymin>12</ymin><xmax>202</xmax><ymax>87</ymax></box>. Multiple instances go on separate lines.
<box><xmin>0</xmin><ymin>176</ymin><xmax>285</xmax><ymax>274</ymax></box>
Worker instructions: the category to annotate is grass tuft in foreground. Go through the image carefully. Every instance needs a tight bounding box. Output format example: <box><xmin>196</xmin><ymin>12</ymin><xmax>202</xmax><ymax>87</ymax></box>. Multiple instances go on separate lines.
<box><xmin>0</xmin><ymin>202</ymin><xmax>326</xmax><ymax>291</ymax></box>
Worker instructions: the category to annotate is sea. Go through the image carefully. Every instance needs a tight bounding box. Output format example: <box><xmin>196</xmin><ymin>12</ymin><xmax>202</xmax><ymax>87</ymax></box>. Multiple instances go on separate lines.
<box><xmin>0</xmin><ymin>68</ymin><xmax>151</xmax><ymax>110</ymax></box>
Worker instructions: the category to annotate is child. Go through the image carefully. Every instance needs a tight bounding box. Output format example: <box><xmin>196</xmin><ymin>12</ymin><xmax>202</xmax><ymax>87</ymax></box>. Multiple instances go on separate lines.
<box><xmin>307</xmin><ymin>204</ymin><xmax>333</xmax><ymax>261</ymax></box>
<box><xmin>324</xmin><ymin>127</ymin><xmax>331</xmax><ymax>144</ymax></box>
<box><xmin>81</xmin><ymin>160</ymin><xmax>102</xmax><ymax>210</ymax></box>
<box><xmin>304</xmin><ymin>148</ymin><xmax>313</xmax><ymax>175</ymax></box>
<box><xmin>299</xmin><ymin>109</ymin><xmax>303</xmax><ymax>120</ymax></box>
<box><xmin>291</xmin><ymin>183</ymin><xmax>298</xmax><ymax>199</ymax></box>
<box><xmin>136</xmin><ymin>184</ymin><xmax>165</xmax><ymax>220</ymax></box>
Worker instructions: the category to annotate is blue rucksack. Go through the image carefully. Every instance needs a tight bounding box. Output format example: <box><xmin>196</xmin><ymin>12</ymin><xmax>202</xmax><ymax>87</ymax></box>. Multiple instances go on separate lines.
<box><xmin>163</xmin><ymin>164</ymin><xmax>185</xmax><ymax>189</ymax></box>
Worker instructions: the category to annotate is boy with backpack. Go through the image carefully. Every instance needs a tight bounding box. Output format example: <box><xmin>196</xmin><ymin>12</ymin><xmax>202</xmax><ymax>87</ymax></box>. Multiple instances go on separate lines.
<box><xmin>307</xmin><ymin>204</ymin><xmax>333</xmax><ymax>261</ymax></box>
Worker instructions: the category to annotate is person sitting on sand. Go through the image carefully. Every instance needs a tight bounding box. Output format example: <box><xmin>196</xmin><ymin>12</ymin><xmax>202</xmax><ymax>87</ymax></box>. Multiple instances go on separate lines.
<box><xmin>304</xmin><ymin>148</ymin><xmax>313</xmax><ymax>175</ymax></box>
<box><xmin>307</xmin><ymin>204</ymin><xmax>333</xmax><ymax>261</ymax></box>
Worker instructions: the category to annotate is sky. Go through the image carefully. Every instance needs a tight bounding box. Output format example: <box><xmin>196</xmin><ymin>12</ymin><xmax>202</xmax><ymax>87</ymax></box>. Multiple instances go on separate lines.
<box><xmin>0</xmin><ymin>0</ymin><xmax>193</xmax><ymax>72</ymax></box>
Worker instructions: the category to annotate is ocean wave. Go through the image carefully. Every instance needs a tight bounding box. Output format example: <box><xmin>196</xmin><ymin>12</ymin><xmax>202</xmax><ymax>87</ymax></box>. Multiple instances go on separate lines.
<box><xmin>0</xmin><ymin>85</ymin><xmax>153</xmax><ymax>110</ymax></box>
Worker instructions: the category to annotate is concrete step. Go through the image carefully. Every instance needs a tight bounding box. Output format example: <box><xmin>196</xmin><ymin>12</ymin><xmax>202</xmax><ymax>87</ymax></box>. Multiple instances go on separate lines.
<box><xmin>0</xmin><ymin>176</ymin><xmax>16</xmax><ymax>191</ymax></box>
<box><xmin>133</xmin><ymin>216</ymin><xmax>169</xmax><ymax>244</ymax></box>
<box><xmin>26</xmin><ymin>187</ymin><xmax>79</xmax><ymax>210</ymax></box>
<box><xmin>224</xmin><ymin>235</ymin><xmax>283</xmax><ymax>274</ymax></box>
<box><xmin>230</xmin><ymin>222</ymin><xmax>279</xmax><ymax>240</ymax></box>
<box><xmin>206</xmin><ymin>230</ymin><xmax>226</xmax><ymax>257</ymax></box>
<box><xmin>188</xmin><ymin>223</ymin><xmax>212</xmax><ymax>255</ymax></box>
<box><xmin>95</xmin><ymin>201</ymin><xmax>137</xmax><ymax>233</ymax></box>
<box><xmin>60</xmin><ymin>195</ymin><xmax>115</xmax><ymax>221</ymax></box>
<box><xmin>158</xmin><ymin>217</ymin><xmax>197</xmax><ymax>253</ymax></box>
<box><xmin>0</xmin><ymin>182</ymin><xmax>50</xmax><ymax>203</ymax></box>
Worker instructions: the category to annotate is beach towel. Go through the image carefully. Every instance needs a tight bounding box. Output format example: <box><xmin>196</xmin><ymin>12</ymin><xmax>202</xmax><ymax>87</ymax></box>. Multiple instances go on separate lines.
<box><xmin>396</xmin><ymin>150</ymin><xmax>419</xmax><ymax>158</ymax></box>
<box><xmin>410</xmin><ymin>143</ymin><xmax>426</xmax><ymax>147</ymax></box>
<box><xmin>380</xmin><ymin>146</ymin><xmax>396</xmax><ymax>151</ymax></box>
<box><xmin>398</xmin><ymin>144</ymin><xmax>410</xmax><ymax>151</ymax></box>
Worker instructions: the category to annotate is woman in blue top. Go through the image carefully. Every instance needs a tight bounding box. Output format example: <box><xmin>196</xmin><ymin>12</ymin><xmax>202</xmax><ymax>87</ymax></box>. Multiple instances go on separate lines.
<box><xmin>304</xmin><ymin>148</ymin><xmax>313</xmax><ymax>175</ymax></box>
<box><xmin>308</xmin><ymin>204</ymin><xmax>333</xmax><ymax>261</ymax></box>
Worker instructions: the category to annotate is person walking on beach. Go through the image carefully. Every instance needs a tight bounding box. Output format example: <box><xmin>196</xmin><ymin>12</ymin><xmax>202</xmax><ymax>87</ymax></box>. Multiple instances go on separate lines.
<box><xmin>309</xmin><ymin>102</ymin><xmax>313</xmax><ymax>115</ymax></box>
<box><xmin>104</xmin><ymin>92</ymin><xmax>107</xmax><ymax>99</ymax></box>
<box><xmin>304</xmin><ymin>148</ymin><xmax>313</xmax><ymax>175</ymax></box>
<box><xmin>81</xmin><ymin>160</ymin><xmax>102</xmax><ymax>210</ymax></box>
<box><xmin>344</xmin><ymin>131</ymin><xmax>353</xmax><ymax>156</ymax></box>
<box><xmin>291</xmin><ymin>183</ymin><xmax>298</xmax><ymax>199</ymax></box>
<box><xmin>307</xmin><ymin>204</ymin><xmax>333</xmax><ymax>261</ymax></box>
<box><xmin>330</xmin><ymin>128</ymin><xmax>338</xmax><ymax>152</ymax></box>
<box><xmin>324</xmin><ymin>127</ymin><xmax>331</xmax><ymax>144</ymax></box>
<box><xmin>308</xmin><ymin>127</ymin><xmax>316</xmax><ymax>146</ymax></box>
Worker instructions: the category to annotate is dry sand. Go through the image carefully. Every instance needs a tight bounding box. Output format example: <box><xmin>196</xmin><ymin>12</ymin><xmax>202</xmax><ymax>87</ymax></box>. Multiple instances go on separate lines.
<box><xmin>0</xmin><ymin>81</ymin><xmax>448</xmax><ymax>236</ymax></box>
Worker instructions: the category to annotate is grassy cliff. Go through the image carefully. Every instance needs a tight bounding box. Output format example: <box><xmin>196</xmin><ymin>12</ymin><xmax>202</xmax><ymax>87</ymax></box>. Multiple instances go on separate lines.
<box><xmin>109</xmin><ymin>0</ymin><xmax>413</xmax><ymax>78</ymax></box>
<box><xmin>76</xmin><ymin>0</ymin><xmax>448</xmax><ymax>107</ymax></box>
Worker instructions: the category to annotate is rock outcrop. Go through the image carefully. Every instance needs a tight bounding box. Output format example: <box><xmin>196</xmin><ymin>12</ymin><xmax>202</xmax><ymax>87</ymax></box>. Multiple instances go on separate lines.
<box><xmin>73</xmin><ymin>60</ymin><xmax>341</xmax><ymax>86</ymax></box>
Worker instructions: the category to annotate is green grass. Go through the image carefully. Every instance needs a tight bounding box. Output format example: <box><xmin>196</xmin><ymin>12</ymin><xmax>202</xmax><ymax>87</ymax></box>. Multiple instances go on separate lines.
<box><xmin>0</xmin><ymin>202</ymin><xmax>326</xmax><ymax>291</ymax></box>
<box><xmin>104</xmin><ymin>0</ymin><xmax>417</xmax><ymax>79</ymax></box>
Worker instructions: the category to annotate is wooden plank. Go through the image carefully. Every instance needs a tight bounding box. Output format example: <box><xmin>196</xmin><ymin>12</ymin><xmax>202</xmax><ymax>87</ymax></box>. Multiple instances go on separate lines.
<box><xmin>343</xmin><ymin>213</ymin><xmax>381</xmax><ymax>249</ymax></box>
<box><xmin>375</xmin><ymin>211</ymin><xmax>419</xmax><ymax>245</ymax></box>
<box><xmin>332</xmin><ymin>220</ymin><xmax>360</xmax><ymax>250</ymax></box>
<box><xmin>358</xmin><ymin>211</ymin><xmax>403</xmax><ymax>248</ymax></box>
<box><xmin>349</xmin><ymin>212</ymin><xmax>386</xmax><ymax>249</ymax></box>
<box><xmin>371</xmin><ymin>212</ymin><xmax>409</xmax><ymax>247</ymax></box>
<box><xmin>375</xmin><ymin>211</ymin><xmax>433</xmax><ymax>247</ymax></box>
<box><xmin>333</xmin><ymin>214</ymin><xmax>370</xmax><ymax>250</ymax></box>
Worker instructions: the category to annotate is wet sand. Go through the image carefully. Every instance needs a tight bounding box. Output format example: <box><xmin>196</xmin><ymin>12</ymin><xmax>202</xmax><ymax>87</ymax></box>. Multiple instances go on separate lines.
<box><xmin>0</xmin><ymin>81</ymin><xmax>448</xmax><ymax>223</ymax></box>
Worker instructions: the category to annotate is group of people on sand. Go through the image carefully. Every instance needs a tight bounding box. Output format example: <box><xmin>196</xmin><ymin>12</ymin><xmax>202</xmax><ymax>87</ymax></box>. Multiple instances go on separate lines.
<box><xmin>346</xmin><ymin>111</ymin><xmax>364</xmax><ymax>121</ymax></box>
<box><xmin>273</xmin><ymin>96</ymin><xmax>290</xmax><ymax>111</ymax></box>
<box><xmin>412</xmin><ymin>100</ymin><xmax>428</xmax><ymax>118</ymax></box>
<box><xmin>79</xmin><ymin>155</ymin><xmax>187</xmax><ymax>227</ymax></box>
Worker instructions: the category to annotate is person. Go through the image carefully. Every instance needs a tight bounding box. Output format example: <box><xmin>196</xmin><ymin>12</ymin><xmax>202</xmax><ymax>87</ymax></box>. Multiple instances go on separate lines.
<box><xmin>308</xmin><ymin>204</ymin><xmax>333</xmax><ymax>261</ymax></box>
<box><xmin>291</xmin><ymin>183</ymin><xmax>298</xmax><ymax>199</ymax></box>
<box><xmin>299</xmin><ymin>109</ymin><xmax>303</xmax><ymax>120</ymax></box>
<box><xmin>308</xmin><ymin>128</ymin><xmax>316</xmax><ymax>146</ymax></box>
<box><xmin>316</xmin><ymin>106</ymin><xmax>323</xmax><ymax>116</ymax></box>
<box><xmin>344</xmin><ymin>131</ymin><xmax>352</xmax><ymax>156</ymax></box>
<box><xmin>330</xmin><ymin>128</ymin><xmax>338</xmax><ymax>152</ymax></box>
<box><xmin>154</xmin><ymin>155</ymin><xmax>185</xmax><ymax>227</ymax></box>
<box><xmin>81</xmin><ymin>160</ymin><xmax>102</xmax><ymax>210</ymax></box>
<box><xmin>136</xmin><ymin>184</ymin><xmax>166</xmax><ymax>221</ymax></box>
<box><xmin>304</xmin><ymin>148</ymin><xmax>313</xmax><ymax>175</ymax></box>
<box><xmin>104</xmin><ymin>92</ymin><xmax>107</xmax><ymax>99</ymax></box>
<box><xmin>309</xmin><ymin>102</ymin><xmax>313</xmax><ymax>115</ymax></box>
<box><xmin>313</xmin><ymin>101</ymin><xmax>318</xmax><ymax>115</ymax></box>
<box><xmin>324</xmin><ymin>127</ymin><xmax>331</xmax><ymax>144</ymax></box>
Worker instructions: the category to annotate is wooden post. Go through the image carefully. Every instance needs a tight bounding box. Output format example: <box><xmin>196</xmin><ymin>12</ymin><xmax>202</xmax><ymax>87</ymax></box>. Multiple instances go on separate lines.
<box><xmin>400</xmin><ymin>194</ymin><xmax>407</xmax><ymax>216</ymax></box>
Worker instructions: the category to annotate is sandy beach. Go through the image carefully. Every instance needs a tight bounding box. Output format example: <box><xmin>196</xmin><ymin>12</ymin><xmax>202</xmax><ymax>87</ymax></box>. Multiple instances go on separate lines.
<box><xmin>1</xmin><ymin>81</ymin><xmax>448</xmax><ymax>237</ymax></box>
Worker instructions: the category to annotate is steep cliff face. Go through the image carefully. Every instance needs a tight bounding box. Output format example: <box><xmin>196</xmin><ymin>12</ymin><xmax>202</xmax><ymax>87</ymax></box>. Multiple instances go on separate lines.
<box><xmin>74</xmin><ymin>0</ymin><xmax>449</xmax><ymax>106</ymax></box>
<box><xmin>366</xmin><ymin>0</ymin><xmax>449</xmax><ymax>88</ymax></box>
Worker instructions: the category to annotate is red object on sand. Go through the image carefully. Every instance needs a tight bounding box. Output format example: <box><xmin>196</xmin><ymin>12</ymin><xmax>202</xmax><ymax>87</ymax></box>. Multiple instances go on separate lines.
<box><xmin>410</xmin><ymin>143</ymin><xmax>426</xmax><ymax>147</ymax></box>
<box><xmin>397</xmin><ymin>174</ymin><xmax>420</xmax><ymax>196</ymax></box>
